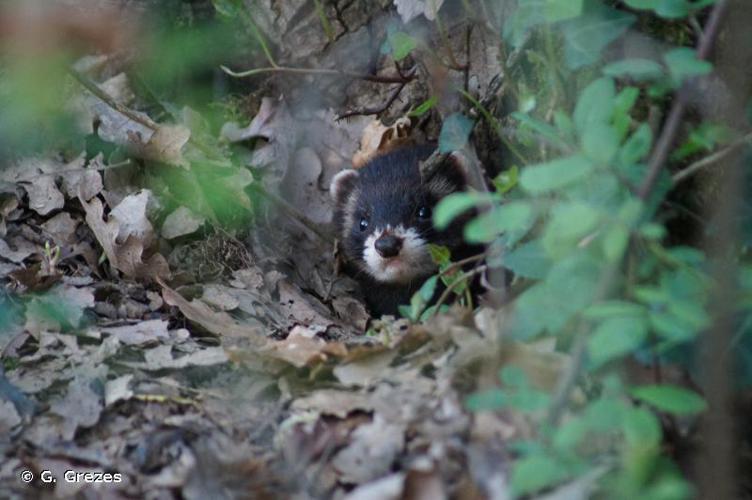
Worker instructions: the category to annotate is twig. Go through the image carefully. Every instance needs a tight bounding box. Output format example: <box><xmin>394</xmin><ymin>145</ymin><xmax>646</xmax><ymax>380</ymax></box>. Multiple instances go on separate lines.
<box><xmin>68</xmin><ymin>68</ymin><xmax>158</xmax><ymax>131</ymax></box>
<box><xmin>672</xmin><ymin>130</ymin><xmax>752</xmax><ymax>184</ymax></box>
<box><xmin>220</xmin><ymin>64</ymin><xmax>415</xmax><ymax>84</ymax></box>
<box><xmin>637</xmin><ymin>0</ymin><xmax>728</xmax><ymax>200</ymax></box>
<box><xmin>434</xmin><ymin>265</ymin><xmax>487</xmax><ymax>311</ymax></box>
<box><xmin>438</xmin><ymin>252</ymin><xmax>486</xmax><ymax>276</ymax></box>
<box><xmin>336</xmin><ymin>66</ymin><xmax>417</xmax><ymax>120</ymax></box>
<box><xmin>337</xmin><ymin>82</ymin><xmax>408</xmax><ymax>120</ymax></box>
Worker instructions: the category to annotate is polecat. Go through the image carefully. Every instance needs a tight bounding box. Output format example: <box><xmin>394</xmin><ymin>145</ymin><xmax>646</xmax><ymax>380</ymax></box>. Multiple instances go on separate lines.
<box><xmin>330</xmin><ymin>145</ymin><xmax>473</xmax><ymax>317</ymax></box>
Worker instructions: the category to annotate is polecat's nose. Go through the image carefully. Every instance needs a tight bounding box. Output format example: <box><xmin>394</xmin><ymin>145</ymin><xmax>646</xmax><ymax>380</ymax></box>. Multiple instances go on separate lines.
<box><xmin>375</xmin><ymin>234</ymin><xmax>403</xmax><ymax>258</ymax></box>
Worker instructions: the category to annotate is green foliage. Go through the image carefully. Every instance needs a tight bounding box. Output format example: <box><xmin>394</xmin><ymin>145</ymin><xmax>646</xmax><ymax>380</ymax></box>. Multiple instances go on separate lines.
<box><xmin>624</xmin><ymin>0</ymin><xmax>717</xmax><ymax>19</ymax></box>
<box><xmin>458</xmin><ymin>0</ymin><xmax>740</xmax><ymax>496</ymax></box>
<box><xmin>398</xmin><ymin>275</ymin><xmax>439</xmax><ymax>322</ymax></box>
<box><xmin>631</xmin><ymin>385</ymin><xmax>707</xmax><ymax>415</ymax></box>
<box><xmin>408</xmin><ymin>96</ymin><xmax>438</xmax><ymax>117</ymax></box>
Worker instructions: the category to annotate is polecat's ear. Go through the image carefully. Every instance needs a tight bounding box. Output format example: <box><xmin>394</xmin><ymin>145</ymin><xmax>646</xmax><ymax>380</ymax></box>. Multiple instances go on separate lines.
<box><xmin>424</xmin><ymin>153</ymin><xmax>468</xmax><ymax>199</ymax></box>
<box><xmin>330</xmin><ymin>169</ymin><xmax>359</xmax><ymax>206</ymax></box>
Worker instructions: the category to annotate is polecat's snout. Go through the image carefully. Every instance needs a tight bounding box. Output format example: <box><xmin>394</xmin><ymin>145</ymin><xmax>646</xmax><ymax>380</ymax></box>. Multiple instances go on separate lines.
<box><xmin>374</xmin><ymin>233</ymin><xmax>402</xmax><ymax>258</ymax></box>
<box><xmin>362</xmin><ymin>224</ymin><xmax>435</xmax><ymax>284</ymax></box>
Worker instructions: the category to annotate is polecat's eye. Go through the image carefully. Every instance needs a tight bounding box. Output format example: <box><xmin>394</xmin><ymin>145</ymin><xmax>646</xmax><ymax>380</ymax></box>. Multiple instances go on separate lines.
<box><xmin>359</xmin><ymin>217</ymin><xmax>369</xmax><ymax>231</ymax></box>
<box><xmin>417</xmin><ymin>206</ymin><xmax>431</xmax><ymax>219</ymax></box>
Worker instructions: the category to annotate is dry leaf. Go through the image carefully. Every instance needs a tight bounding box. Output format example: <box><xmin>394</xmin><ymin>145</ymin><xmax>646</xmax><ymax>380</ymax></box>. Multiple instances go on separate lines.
<box><xmin>80</xmin><ymin>190</ymin><xmax>170</xmax><ymax>280</ymax></box>
<box><xmin>162</xmin><ymin>206</ymin><xmax>205</xmax><ymax>239</ymax></box>
<box><xmin>159</xmin><ymin>279</ymin><xmax>267</xmax><ymax>345</ymax></box>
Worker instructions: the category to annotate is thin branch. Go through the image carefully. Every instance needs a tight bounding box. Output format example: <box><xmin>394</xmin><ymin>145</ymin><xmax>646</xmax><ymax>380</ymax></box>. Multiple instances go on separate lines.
<box><xmin>637</xmin><ymin>0</ymin><xmax>728</xmax><ymax>200</ymax></box>
<box><xmin>220</xmin><ymin>64</ymin><xmax>415</xmax><ymax>84</ymax></box>
<box><xmin>672</xmin><ymin>131</ymin><xmax>752</xmax><ymax>185</ymax></box>
<box><xmin>336</xmin><ymin>66</ymin><xmax>417</xmax><ymax>120</ymax></box>
<box><xmin>438</xmin><ymin>252</ymin><xmax>486</xmax><ymax>276</ymax></box>
<box><xmin>337</xmin><ymin>82</ymin><xmax>408</xmax><ymax>120</ymax></box>
<box><xmin>434</xmin><ymin>265</ymin><xmax>487</xmax><ymax>311</ymax></box>
<box><xmin>68</xmin><ymin>68</ymin><xmax>158</xmax><ymax>131</ymax></box>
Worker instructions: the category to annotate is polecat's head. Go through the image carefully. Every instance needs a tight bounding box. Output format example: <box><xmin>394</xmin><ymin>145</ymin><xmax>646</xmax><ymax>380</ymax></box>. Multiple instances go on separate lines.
<box><xmin>330</xmin><ymin>146</ymin><xmax>467</xmax><ymax>284</ymax></box>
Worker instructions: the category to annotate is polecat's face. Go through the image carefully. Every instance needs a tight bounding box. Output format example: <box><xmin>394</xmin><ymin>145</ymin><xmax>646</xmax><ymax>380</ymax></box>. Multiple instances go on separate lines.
<box><xmin>331</xmin><ymin>147</ymin><xmax>466</xmax><ymax>284</ymax></box>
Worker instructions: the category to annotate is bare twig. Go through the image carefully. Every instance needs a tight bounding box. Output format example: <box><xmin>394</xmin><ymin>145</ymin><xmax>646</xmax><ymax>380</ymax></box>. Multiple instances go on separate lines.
<box><xmin>438</xmin><ymin>252</ymin><xmax>486</xmax><ymax>276</ymax></box>
<box><xmin>337</xmin><ymin>83</ymin><xmax>407</xmax><ymax>120</ymax></box>
<box><xmin>672</xmin><ymin>130</ymin><xmax>752</xmax><ymax>184</ymax></box>
<box><xmin>637</xmin><ymin>0</ymin><xmax>729</xmax><ymax>200</ymax></box>
<box><xmin>434</xmin><ymin>265</ymin><xmax>487</xmax><ymax>311</ymax></box>
<box><xmin>68</xmin><ymin>68</ymin><xmax>158</xmax><ymax>131</ymax></box>
<box><xmin>220</xmin><ymin>64</ymin><xmax>415</xmax><ymax>84</ymax></box>
<box><xmin>337</xmin><ymin>67</ymin><xmax>417</xmax><ymax>120</ymax></box>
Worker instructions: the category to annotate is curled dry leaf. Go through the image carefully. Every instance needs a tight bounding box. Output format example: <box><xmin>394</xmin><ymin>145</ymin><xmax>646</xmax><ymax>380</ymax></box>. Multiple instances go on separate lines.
<box><xmin>41</xmin><ymin>212</ymin><xmax>79</xmax><ymax>246</ymax></box>
<box><xmin>264</xmin><ymin>325</ymin><xmax>347</xmax><ymax>369</ymax></box>
<box><xmin>101</xmin><ymin>319</ymin><xmax>169</xmax><ymax>346</ymax></box>
<box><xmin>79</xmin><ymin>189</ymin><xmax>170</xmax><ymax>280</ymax></box>
<box><xmin>351</xmin><ymin>117</ymin><xmax>414</xmax><ymax>169</ymax></box>
<box><xmin>343</xmin><ymin>473</ymin><xmax>406</xmax><ymax>500</ymax></box>
<box><xmin>159</xmin><ymin>278</ymin><xmax>267</xmax><ymax>345</ymax></box>
<box><xmin>331</xmin><ymin>414</ymin><xmax>406</xmax><ymax>484</ymax></box>
<box><xmin>60</xmin><ymin>154</ymin><xmax>103</xmax><ymax>201</ymax></box>
<box><xmin>49</xmin><ymin>377</ymin><xmax>104</xmax><ymax>439</ymax></box>
<box><xmin>104</xmin><ymin>374</ymin><xmax>134</xmax><ymax>407</ymax></box>
<box><xmin>162</xmin><ymin>206</ymin><xmax>205</xmax><ymax>240</ymax></box>
<box><xmin>394</xmin><ymin>0</ymin><xmax>446</xmax><ymax>23</ymax></box>
<box><xmin>139</xmin><ymin>124</ymin><xmax>192</xmax><ymax>168</ymax></box>
<box><xmin>1</xmin><ymin>158</ymin><xmax>65</xmax><ymax>215</ymax></box>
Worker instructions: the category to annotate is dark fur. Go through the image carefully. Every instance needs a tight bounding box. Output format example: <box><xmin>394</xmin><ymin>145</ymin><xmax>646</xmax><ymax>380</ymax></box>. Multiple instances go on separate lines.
<box><xmin>331</xmin><ymin>145</ymin><xmax>474</xmax><ymax>317</ymax></box>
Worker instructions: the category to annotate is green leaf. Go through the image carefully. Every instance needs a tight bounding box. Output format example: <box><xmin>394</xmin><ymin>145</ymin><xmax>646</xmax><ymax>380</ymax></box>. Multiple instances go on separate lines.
<box><xmin>560</xmin><ymin>6</ymin><xmax>635</xmax><ymax>69</ymax></box>
<box><xmin>433</xmin><ymin>192</ymin><xmax>495</xmax><ymax>229</ymax></box>
<box><xmin>511</xmin><ymin>455</ymin><xmax>568</xmax><ymax>496</ymax></box>
<box><xmin>439</xmin><ymin>113</ymin><xmax>474</xmax><ymax>153</ymax></box>
<box><xmin>602</xmin><ymin>224</ymin><xmax>630</xmax><ymax>262</ymax></box>
<box><xmin>573</xmin><ymin>78</ymin><xmax>616</xmax><ymax>135</ymax></box>
<box><xmin>408</xmin><ymin>96</ymin><xmax>438</xmax><ymax>117</ymax></box>
<box><xmin>649</xmin><ymin>311</ymin><xmax>696</xmax><ymax>341</ymax></box>
<box><xmin>584</xmin><ymin>300</ymin><xmax>645</xmax><ymax>319</ymax></box>
<box><xmin>619</xmin><ymin>124</ymin><xmax>653</xmax><ymax>167</ymax></box>
<box><xmin>545</xmin><ymin>0</ymin><xmax>584</xmax><ymax>22</ymax></box>
<box><xmin>554</xmin><ymin>110</ymin><xmax>576</xmax><ymax>142</ymax></box>
<box><xmin>492</xmin><ymin>166</ymin><xmax>519</xmax><ymax>194</ymax></box>
<box><xmin>464</xmin><ymin>202</ymin><xmax>535</xmax><ymax>243</ymax></box>
<box><xmin>418</xmin><ymin>275</ymin><xmax>438</xmax><ymax>302</ymax></box>
<box><xmin>672</xmin><ymin>123</ymin><xmax>732</xmax><ymax>161</ymax></box>
<box><xmin>588</xmin><ymin>316</ymin><xmax>648</xmax><ymax>366</ymax></box>
<box><xmin>631</xmin><ymin>385</ymin><xmax>707</xmax><ymax>415</ymax></box>
<box><xmin>503</xmin><ymin>0</ymin><xmax>547</xmax><ymax>48</ymax></box>
<box><xmin>513</xmin><ymin>112</ymin><xmax>569</xmax><ymax>150</ymax></box>
<box><xmin>582</xmin><ymin>124</ymin><xmax>620</xmax><ymax>164</ymax></box>
<box><xmin>505</xmin><ymin>240</ymin><xmax>551</xmax><ymax>279</ymax></box>
<box><xmin>623</xmin><ymin>0</ymin><xmax>654</xmax><ymax>7</ymax></box>
<box><xmin>500</xmin><ymin>365</ymin><xmax>528</xmax><ymax>387</ymax></box>
<box><xmin>542</xmin><ymin>202</ymin><xmax>601</xmax><ymax>253</ymax></box>
<box><xmin>603</xmin><ymin>58</ymin><xmax>664</xmax><ymax>81</ymax></box>
<box><xmin>428</xmin><ymin>244</ymin><xmax>451</xmax><ymax>266</ymax></box>
<box><xmin>397</xmin><ymin>304</ymin><xmax>414</xmax><ymax>321</ymax></box>
<box><xmin>664</xmin><ymin>47</ymin><xmax>712</xmax><ymax>86</ymax></box>
<box><xmin>623</xmin><ymin>407</ymin><xmax>662</xmax><ymax>449</ymax></box>
<box><xmin>520</xmin><ymin>154</ymin><xmax>595</xmax><ymax>193</ymax></box>
<box><xmin>655</xmin><ymin>0</ymin><xmax>690</xmax><ymax>18</ymax></box>
<box><xmin>466</xmin><ymin>389</ymin><xmax>507</xmax><ymax>411</ymax></box>
<box><xmin>389</xmin><ymin>31</ymin><xmax>416</xmax><ymax>61</ymax></box>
